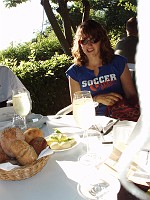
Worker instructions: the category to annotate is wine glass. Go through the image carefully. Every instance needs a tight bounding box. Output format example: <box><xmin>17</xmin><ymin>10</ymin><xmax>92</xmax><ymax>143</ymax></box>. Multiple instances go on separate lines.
<box><xmin>73</xmin><ymin>90</ymin><xmax>101</xmax><ymax>165</ymax></box>
<box><xmin>12</xmin><ymin>88</ymin><xmax>31</xmax><ymax>130</ymax></box>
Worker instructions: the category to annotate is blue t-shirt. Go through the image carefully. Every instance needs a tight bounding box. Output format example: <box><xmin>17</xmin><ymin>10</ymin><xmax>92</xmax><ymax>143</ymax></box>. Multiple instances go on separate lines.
<box><xmin>66</xmin><ymin>55</ymin><xmax>127</xmax><ymax>115</ymax></box>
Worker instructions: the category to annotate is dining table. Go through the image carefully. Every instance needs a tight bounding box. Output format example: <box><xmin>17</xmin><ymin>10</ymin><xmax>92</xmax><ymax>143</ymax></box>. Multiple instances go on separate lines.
<box><xmin>0</xmin><ymin>112</ymin><xmax>150</xmax><ymax>200</ymax></box>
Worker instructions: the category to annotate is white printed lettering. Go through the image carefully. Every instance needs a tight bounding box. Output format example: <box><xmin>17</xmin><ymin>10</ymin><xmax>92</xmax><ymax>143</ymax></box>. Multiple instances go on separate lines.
<box><xmin>104</xmin><ymin>75</ymin><xmax>110</xmax><ymax>81</ymax></box>
<box><xmin>110</xmin><ymin>74</ymin><xmax>117</xmax><ymax>80</ymax></box>
<box><xmin>87</xmin><ymin>80</ymin><xmax>93</xmax><ymax>86</ymax></box>
<box><xmin>93</xmin><ymin>78</ymin><xmax>99</xmax><ymax>84</ymax></box>
<box><xmin>82</xmin><ymin>80</ymin><xmax>87</xmax><ymax>87</ymax></box>
<box><xmin>81</xmin><ymin>74</ymin><xmax>117</xmax><ymax>87</ymax></box>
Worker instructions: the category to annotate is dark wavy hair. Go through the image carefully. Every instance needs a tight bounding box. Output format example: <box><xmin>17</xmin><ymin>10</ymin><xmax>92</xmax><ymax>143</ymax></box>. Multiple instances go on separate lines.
<box><xmin>71</xmin><ymin>20</ymin><xmax>114</xmax><ymax>66</ymax></box>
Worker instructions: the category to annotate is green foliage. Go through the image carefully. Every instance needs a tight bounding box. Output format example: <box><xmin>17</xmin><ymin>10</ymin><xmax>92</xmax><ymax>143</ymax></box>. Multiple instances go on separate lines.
<box><xmin>3</xmin><ymin>0</ymin><xmax>28</xmax><ymax>8</ymax></box>
<box><xmin>90</xmin><ymin>0</ymin><xmax>137</xmax><ymax>34</ymax></box>
<box><xmin>1</xmin><ymin>53</ymin><xmax>73</xmax><ymax>115</ymax></box>
<box><xmin>118</xmin><ymin>0</ymin><xmax>137</xmax><ymax>12</ymax></box>
<box><xmin>0</xmin><ymin>43</ymin><xmax>31</xmax><ymax>64</ymax></box>
<box><xmin>109</xmin><ymin>31</ymin><xmax>122</xmax><ymax>49</ymax></box>
<box><xmin>33</xmin><ymin>32</ymin><xmax>63</xmax><ymax>61</ymax></box>
<box><xmin>0</xmin><ymin>31</ymin><xmax>63</xmax><ymax>63</ymax></box>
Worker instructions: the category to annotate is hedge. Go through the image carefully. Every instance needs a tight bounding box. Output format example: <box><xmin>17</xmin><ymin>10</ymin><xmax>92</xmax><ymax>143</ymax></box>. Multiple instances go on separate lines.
<box><xmin>3</xmin><ymin>54</ymin><xmax>73</xmax><ymax>116</ymax></box>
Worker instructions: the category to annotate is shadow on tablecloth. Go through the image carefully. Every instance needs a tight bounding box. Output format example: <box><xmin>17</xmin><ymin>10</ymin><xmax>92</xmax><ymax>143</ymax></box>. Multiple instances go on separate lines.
<box><xmin>118</xmin><ymin>184</ymin><xmax>148</xmax><ymax>200</ymax></box>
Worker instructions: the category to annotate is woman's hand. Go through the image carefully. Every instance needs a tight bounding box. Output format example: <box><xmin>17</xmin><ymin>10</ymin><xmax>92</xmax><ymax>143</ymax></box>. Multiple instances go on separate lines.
<box><xmin>94</xmin><ymin>92</ymin><xmax>123</xmax><ymax>106</ymax></box>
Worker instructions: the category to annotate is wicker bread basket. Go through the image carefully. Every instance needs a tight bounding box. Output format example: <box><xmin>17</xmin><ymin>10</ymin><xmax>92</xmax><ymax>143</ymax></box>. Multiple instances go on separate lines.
<box><xmin>0</xmin><ymin>155</ymin><xmax>50</xmax><ymax>181</ymax></box>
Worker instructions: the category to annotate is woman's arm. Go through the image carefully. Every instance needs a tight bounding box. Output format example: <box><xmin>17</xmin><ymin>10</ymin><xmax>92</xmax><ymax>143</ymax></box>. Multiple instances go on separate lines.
<box><xmin>68</xmin><ymin>77</ymin><xmax>81</xmax><ymax>102</ymax></box>
<box><xmin>120</xmin><ymin>64</ymin><xmax>137</xmax><ymax>98</ymax></box>
<box><xmin>93</xmin><ymin>64</ymin><xmax>137</xmax><ymax>105</ymax></box>
<box><xmin>93</xmin><ymin>92</ymin><xmax>122</xmax><ymax>106</ymax></box>
<box><xmin>69</xmin><ymin>76</ymin><xmax>122</xmax><ymax>106</ymax></box>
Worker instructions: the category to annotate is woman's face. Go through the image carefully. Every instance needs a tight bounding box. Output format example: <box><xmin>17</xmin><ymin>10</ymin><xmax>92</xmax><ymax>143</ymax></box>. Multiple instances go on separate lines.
<box><xmin>79</xmin><ymin>34</ymin><xmax>101</xmax><ymax>59</ymax></box>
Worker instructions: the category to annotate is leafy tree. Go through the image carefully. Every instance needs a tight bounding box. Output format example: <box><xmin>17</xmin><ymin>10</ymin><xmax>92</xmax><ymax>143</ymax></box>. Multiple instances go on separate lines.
<box><xmin>2</xmin><ymin>0</ymin><xmax>137</xmax><ymax>55</ymax></box>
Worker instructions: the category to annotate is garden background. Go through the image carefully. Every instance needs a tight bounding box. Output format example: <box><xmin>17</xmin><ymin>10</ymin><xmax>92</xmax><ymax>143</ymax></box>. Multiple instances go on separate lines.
<box><xmin>0</xmin><ymin>0</ymin><xmax>137</xmax><ymax>115</ymax></box>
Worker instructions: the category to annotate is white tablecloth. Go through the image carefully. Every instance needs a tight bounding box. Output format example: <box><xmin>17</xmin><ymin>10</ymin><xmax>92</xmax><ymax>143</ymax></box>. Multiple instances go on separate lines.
<box><xmin>0</xmin><ymin>115</ymin><xmax>137</xmax><ymax>200</ymax></box>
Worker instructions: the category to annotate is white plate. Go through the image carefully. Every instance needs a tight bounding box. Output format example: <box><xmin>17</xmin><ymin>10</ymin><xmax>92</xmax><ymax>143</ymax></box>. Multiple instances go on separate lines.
<box><xmin>46</xmin><ymin>134</ymin><xmax>81</xmax><ymax>152</ymax></box>
<box><xmin>53</xmin><ymin>127</ymin><xmax>83</xmax><ymax>136</ymax></box>
<box><xmin>77</xmin><ymin>173</ymin><xmax>120</xmax><ymax>200</ymax></box>
<box><xmin>27</xmin><ymin>113</ymin><xmax>46</xmax><ymax>129</ymax></box>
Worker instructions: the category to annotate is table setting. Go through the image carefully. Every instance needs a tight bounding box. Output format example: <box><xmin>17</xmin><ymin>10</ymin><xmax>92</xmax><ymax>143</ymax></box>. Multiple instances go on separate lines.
<box><xmin>0</xmin><ymin>88</ymin><xmax>50</xmax><ymax>181</ymax></box>
<box><xmin>0</xmin><ymin>89</ymin><xmax>150</xmax><ymax>200</ymax></box>
<box><xmin>0</xmin><ymin>112</ymin><xmax>150</xmax><ymax>199</ymax></box>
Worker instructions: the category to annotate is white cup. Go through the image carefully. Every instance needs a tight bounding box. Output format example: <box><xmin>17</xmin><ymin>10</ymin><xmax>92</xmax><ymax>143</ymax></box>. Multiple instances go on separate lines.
<box><xmin>112</xmin><ymin>121</ymin><xmax>135</xmax><ymax>149</ymax></box>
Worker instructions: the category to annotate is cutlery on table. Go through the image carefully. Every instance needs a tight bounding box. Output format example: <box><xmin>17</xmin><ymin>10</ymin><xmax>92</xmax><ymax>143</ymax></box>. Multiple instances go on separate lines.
<box><xmin>92</xmin><ymin>119</ymin><xmax>119</xmax><ymax>136</ymax></box>
<box><xmin>101</xmin><ymin>119</ymin><xmax>120</xmax><ymax>135</ymax></box>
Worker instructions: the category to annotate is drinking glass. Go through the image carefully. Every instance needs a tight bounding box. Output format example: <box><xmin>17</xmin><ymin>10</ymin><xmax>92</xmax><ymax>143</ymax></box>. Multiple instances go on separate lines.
<box><xmin>12</xmin><ymin>88</ymin><xmax>31</xmax><ymax>130</ymax></box>
<box><xmin>73</xmin><ymin>90</ymin><xmax>100</xmax><ymax>165</ymax></box>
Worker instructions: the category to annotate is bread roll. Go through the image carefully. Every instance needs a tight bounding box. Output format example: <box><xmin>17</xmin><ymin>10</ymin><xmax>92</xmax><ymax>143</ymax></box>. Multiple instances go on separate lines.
<box><xmin>10</xmin><ymin>140</ymin><xmax>38</xmax><ymax>166</ymax></box>
<box><xmin>24</xmin><ymin>128</ymin><xmax>44</xmax><ymax>143</ymax></box>
<box><xmin>29</xmin><ymin>137</ymin><xmax>47</xmax><ymax>155</ymax></box>
<box><xmin>0</xmin><ymin>143</ymin><xmax>10</xmax><ymax>163</ymax></box>
<box><xmin>0</xmin><ymin>127</ymin><xmax>25</xmax><ymax>157</ymax></box>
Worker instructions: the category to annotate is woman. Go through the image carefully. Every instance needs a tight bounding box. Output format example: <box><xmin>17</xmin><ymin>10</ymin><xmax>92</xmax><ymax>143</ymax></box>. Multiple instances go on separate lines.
<box><xmin>66</xmin><ymin>19</ymin><xmax>137</xmax><ymax>115</ymax></box>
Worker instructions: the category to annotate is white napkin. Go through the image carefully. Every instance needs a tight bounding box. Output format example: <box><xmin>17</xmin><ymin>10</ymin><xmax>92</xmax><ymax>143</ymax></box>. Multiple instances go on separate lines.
<box><xmin>56</xmin><ymin>142</ymin><xmax>113</xmax><ymax>183</ymax></box>
<box><xmin>56</xmin><ymin>160</ymin><xmax>95</xmax><ymax>183</ymax></box>
<box><xmin>47</xmin><ymin>115</ymin><xmax>77</xmax><ymax>127</ymax></box>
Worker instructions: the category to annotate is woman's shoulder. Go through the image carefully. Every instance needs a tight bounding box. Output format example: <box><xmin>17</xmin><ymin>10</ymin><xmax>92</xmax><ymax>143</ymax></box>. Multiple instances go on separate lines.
<box><xmin>66</xmin><ymin>63</ymin><xmax>83</xmax><ymax>72</ymax></box>
<box><xmin>69</xmin><ymin>63</ymin><xmax>81</xmax><ymax>68</ymax></box>
<box><xmin>112</xmin><ymin>54</ymin><xmax>128</xmax><ymax>63</ymax></box>
<box><xmin>111</xmin><ymin>55</ymin><xmax>127</xmax><ymax>75</ymax></box>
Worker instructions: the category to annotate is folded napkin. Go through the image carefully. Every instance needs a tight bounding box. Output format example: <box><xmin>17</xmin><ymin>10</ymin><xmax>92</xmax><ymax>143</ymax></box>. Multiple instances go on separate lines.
<box><xmin>104</xmin><ymin>145</ymin><xmax>150</xmax><ymax>185</ymax></box>
<box><xmin>47</xmin><ymin>115</ymin><xmax>77</xmax><ymax>127</ymax></box>
<box><xmin>56</xmin><ymin>160</ymin><xmax>96</xmax><ymax>183</ymax></box>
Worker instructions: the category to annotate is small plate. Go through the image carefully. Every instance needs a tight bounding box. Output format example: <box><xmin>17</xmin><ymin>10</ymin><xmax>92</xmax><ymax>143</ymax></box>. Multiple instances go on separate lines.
<box><xmin>53</xmin><ymin>127</ymin><xmax>83</xmax><ymax>136</ymax></box>
<box><xmin>46</xmin><ymin>134</ymin><xmax>80</xmax><ymax>152</ymax></box>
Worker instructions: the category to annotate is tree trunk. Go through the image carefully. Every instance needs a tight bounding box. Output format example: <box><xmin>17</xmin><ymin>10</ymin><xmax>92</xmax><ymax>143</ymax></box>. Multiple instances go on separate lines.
<box><xmin>82</xmin><ymin>0</ymin><xmax>90</xmax><ymax>22</ymax></box>
<box><xmin>57</xmin><ymin>0</ymin><xmax>73</xmax><ymax>47</ymax></box>
<box><xmin>41</xmin><ymin>0</ymin><xmax>71</xmax><ymax>55</ymax></box>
